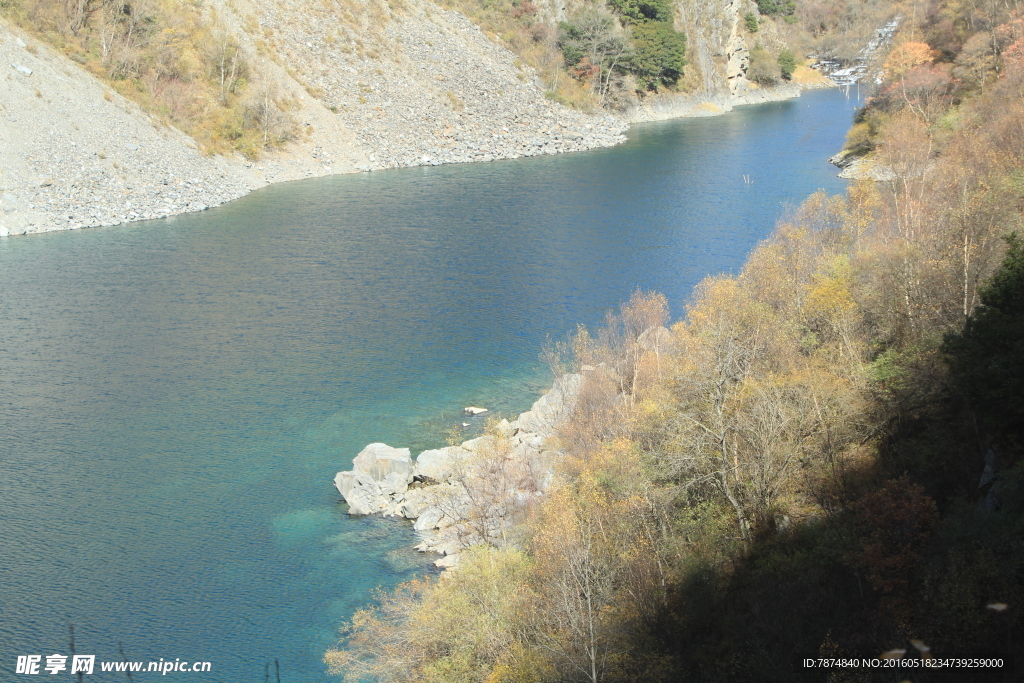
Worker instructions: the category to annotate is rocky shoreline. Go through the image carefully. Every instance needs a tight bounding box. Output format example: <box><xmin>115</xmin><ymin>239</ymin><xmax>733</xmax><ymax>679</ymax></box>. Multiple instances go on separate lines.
<box><xmin>333</xmin><ymin>372</ymin><xmax>585</xmax><ymax>568</ymax></box>
<box><xmin>828</xmin><ymin>149</ymin><xmax>896</xmax><ymax>181</ymax></box>
<box><xmin>620</xmin><ymin>72</ymin><xmax>836</xmax><ymax>123</ymax></box>
<box><xmin>296</xmin><ymin>3</ymin><xmax>632</xmax><ymax>170</ymax></box>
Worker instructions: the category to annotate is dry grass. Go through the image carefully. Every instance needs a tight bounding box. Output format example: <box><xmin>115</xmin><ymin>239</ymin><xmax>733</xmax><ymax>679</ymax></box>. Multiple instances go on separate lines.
<box><xmin>436</xmin><ymin>0</ymin><xmax>602</xmax><ymax>110</ymax></box>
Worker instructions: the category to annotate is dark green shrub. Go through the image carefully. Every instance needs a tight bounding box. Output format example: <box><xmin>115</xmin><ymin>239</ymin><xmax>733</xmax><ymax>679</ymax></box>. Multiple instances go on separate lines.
<box><xmin>607</xmin><ymin>0</ymin><xmax>673</xmax><ymax>23</ymax></box>
<box><xmin>629</xmin><ymin>21</ymin><xmax>687</xmax><ymax>89</ymax></box>
<box><xmin>744</xmin><ymin>11</ymin><xmax>759</xmax><ymax>32</ymax></box>
<box><xmin>777</xmin><ymin>49</ymin><xmax>796</xmax><ymax>79</ymax></box>
<box><xmin>755</xmin><ymin>0</ymin><xmax>795</xmax><ymax>17</ymax></box>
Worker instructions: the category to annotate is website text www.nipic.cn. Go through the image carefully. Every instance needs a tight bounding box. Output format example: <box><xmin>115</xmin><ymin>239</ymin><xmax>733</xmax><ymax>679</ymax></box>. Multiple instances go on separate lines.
<box><xmin>16</xmin><ymin>655</ymin><xmax>212</xmax><ymax>675</ymax></box>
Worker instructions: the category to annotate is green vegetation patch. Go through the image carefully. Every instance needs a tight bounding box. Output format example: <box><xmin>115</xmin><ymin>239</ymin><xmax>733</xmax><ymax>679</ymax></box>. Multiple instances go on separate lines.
<box><xmin>756</xmin><ymin>0</ymin><xmax>795</xmax><ymax>17</ymax></box>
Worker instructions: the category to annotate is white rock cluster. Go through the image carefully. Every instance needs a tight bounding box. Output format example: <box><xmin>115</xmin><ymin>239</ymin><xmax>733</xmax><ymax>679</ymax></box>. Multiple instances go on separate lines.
<box><xmin>829</xmin><ymin>150</ymin><xmax>897</xmax><ymax>181</ymax></box>
<box><xmin>333</xmin><ymin>373</ymin><xmax>584</xmax><ymax>567</ymax></box>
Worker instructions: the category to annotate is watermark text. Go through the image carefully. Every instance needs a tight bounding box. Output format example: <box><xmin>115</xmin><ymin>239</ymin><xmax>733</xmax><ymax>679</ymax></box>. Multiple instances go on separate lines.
<box><xmin>16</xmin><ymin>655</ymin><xmax>211</xmax><ymax>675</ymax></box>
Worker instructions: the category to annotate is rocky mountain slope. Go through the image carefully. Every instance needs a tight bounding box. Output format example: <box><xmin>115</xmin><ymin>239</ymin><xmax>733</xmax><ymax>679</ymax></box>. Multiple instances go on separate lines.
<box><xmin>1</xmin><ymin>0</ymin><xmax>832</xmax><ymax>236</ymax></box>
<box><xmin>1</xmin><ymin>19</ymin><xmax>373</xmax><ymax>236</ymax></box>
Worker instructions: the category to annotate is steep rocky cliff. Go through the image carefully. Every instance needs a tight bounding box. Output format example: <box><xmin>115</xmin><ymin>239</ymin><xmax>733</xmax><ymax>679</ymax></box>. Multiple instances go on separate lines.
<box><xmin>620</xmin><ymin>0</ymin><xmax>833</xmax><ymax>121</ymax></box>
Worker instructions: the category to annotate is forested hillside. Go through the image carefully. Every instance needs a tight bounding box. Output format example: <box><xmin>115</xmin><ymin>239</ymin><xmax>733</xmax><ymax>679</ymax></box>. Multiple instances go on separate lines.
<box><xmin>325</xmin><ymin>1</ymin><xmax>1024</xmax><ymax>680</ymax></box>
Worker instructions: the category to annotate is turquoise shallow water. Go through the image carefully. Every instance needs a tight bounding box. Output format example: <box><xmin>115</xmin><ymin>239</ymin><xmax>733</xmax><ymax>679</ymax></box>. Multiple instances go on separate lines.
<box><xmin>0</xmin><ymin>89</ymin><xmax>858</xmax><ymax>682</ymax></box>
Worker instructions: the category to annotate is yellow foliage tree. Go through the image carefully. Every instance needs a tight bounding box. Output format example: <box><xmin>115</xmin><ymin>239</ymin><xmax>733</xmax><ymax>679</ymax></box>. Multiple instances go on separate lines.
<box><xmin>325</xmin><ymin>545</ymin><xmax>535</xmax><ymax>683</ymax></box>
<box><xmin>883</xmin><ymin>41</ymin><xmax>936</xmax><ymax>80</ymax></box>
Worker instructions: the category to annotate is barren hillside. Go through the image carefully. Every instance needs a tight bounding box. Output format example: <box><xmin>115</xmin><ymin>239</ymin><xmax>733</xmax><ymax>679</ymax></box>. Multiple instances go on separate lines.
<box><xmin>1</xmin><ymin>0</ymin><xmax>840</xmax><ymax>235</ymax></box>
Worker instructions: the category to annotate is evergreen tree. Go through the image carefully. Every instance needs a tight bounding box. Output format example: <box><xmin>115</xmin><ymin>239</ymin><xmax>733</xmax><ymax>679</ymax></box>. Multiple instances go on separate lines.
<box><xmin>629</xmin><ymin>21</ymin><xmax>687</xmax><ymax>90</ymax></box>
<box><xmin>944</xmin><ymin>233</ymin><xmax>1024</xmax><ymax>441</ymax></box>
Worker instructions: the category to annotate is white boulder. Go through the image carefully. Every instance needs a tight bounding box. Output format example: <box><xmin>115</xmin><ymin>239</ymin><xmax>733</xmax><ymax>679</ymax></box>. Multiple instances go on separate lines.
<box><xmin>414</xmin><ymin>445</ymin><xmax>471</xmax><ymax>482</ymax></box>
<box><xmin>352</xmin><ymin>443</ymin><xmax>412</xmax><ymax>480</ymax></box>
<box><xmin>434</xmin><ymin>553</ymin><xmax>461</xmax><ymax>568</ymax></box>
<box><xmin>334</xmin><ymin>443</ymin><xmax>413</xmax><ymax>515</ymax></box>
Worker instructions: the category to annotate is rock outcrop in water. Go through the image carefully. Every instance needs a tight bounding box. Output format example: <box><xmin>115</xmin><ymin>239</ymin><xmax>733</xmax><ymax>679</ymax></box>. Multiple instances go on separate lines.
<box><xmin>333</xmin><ymin>372</ymin><xmax>584</xmax><ymax>567</ymax></box>
<box><xmin>333</xmin><ymin>443</ymin><xmax>415</xmax><ymax>515</ymax></box>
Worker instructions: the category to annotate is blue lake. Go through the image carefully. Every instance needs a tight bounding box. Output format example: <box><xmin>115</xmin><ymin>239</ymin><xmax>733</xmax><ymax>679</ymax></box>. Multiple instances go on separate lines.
<box><xmin>0</xmin><ymin>88</ymin><xmax>859</xmax><ymax>681</ymax></box>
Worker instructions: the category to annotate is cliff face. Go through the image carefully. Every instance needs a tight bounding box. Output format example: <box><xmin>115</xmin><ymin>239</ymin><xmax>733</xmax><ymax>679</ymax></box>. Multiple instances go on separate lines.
<box><xmin>619</xmin><ymin>0</ymin><xmax>834</xmax><ymax>121</ymax></box>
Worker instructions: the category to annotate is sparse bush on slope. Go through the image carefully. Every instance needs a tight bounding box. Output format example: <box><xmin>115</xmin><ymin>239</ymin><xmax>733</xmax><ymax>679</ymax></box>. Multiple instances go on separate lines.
<box><xmin>1</xmin><ymin>0</ymin><xmax>300</xmax><ymax>157</ymax></box>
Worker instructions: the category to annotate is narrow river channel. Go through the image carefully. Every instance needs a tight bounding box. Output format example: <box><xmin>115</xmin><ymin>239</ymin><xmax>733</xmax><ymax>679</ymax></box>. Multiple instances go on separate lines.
<box><xmin>0</xmin><ymin>88</ymin><xmax>858</xmax><ymax>682</ymax></box>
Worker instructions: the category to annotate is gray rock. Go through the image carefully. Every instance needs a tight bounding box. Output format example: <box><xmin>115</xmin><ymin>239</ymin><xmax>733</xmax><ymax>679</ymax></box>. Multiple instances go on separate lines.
<box><xmin>434</xmin><ymin>553</ymin><xmax>460</xmax><ymax>568</ymax></box>
<box><xmin>399</xmin><ymin>498</ymin><xmax>423</xmax><ymax>519</ymax></box>
<box><xmin>379</xmin><ymin>470</ymin><xmax>410</xmax><ymax>498</ymax></box>
<box><xmin>494</xmin><ymin>418</ymin><xmax>514</xmax><ymax>438</ymax></box>
<box><xmin>413</xmin><ymin>505</ymin><xmax>445</xmax><ymax>531</ymax></box>
<box><xmin>333</xmin><ymin>442</ymin><xmax>413</xmax><ymax>515</ymax></box>
<box><xmin>12</xmin><ymin>63</ymin><xmax>32</xmax><ymax>76</ymax></box>
<box><xmin>334</xmin><ymin>468</ymin><xmax>365</xmax><ymax>498</ymax></box>
<box><xmin>837</xmin><ymin>156</ymin><xmax>895</xmax><ymax>181</ymax></box>
<box><xmin>415</xmin><ymin>445</ymin><xmax>470</xmax><ymax>482</ymax></box>
<box><xmin>334</xmin><ymin>470</ymin><xmax>384</xmax><ymax>515</ymax></box>
<box><xmin>336</xmin><ymin>372</ymin><xmax>582</xmax><ymax>562</ymax></box>
<box><xmin>461</xmin><ymin>435</ymin><xmax>496</xmax><ymax>452</ymax></box>
<box><xmin>353</xmin><ymin>442</ymin><xmax>412</xmax><ymax>480</ymax></box>
<box><xmin>515</xmin><ymin>373</ymin><xmax>583</xmax><ymax>434</ymax></box>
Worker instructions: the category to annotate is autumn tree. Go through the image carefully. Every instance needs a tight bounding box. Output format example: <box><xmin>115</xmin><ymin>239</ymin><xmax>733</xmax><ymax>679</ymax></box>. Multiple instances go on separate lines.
<box><xmin>559</xmin><ymin>8</ymin><xmax>632</xmax><ymax>104</ymax></box>
<box><xmin>528</xmin><ymin>474</ymin><xmax>665</xmax><ymax>683</ymax></box>
<box><xmin>747</xmin><ymin>45</ymin><xmax>782</xmax><ymax>85</ymax></box>
<box><xmin>326</xmin><ymin>546</ymin><xmax>535</xmax><ymax>683</ymax></box>
<box><xmin>883</xmin><ymin>41</ymin><xmax>936</xmax><ymax>81</ymax></box>
<box><xmin>454</xmin><ymin>431</ymin><xmax>537</xmax><ymax>549</ymax></box>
